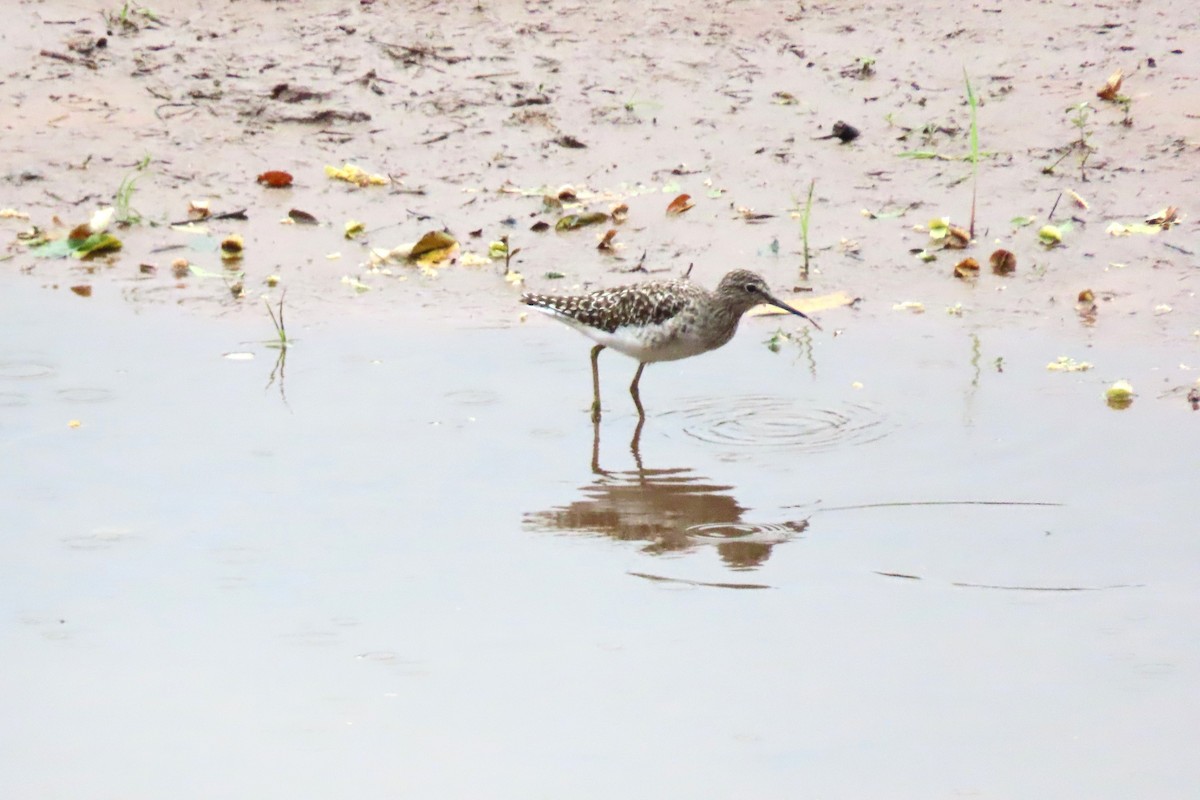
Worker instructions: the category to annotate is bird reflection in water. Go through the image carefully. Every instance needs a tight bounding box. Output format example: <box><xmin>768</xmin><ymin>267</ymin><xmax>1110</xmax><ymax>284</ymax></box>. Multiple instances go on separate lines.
<box><xmin>523</xmin><ymin>420</ymin><xmax>808</xmax><ymax>570</ymax></box>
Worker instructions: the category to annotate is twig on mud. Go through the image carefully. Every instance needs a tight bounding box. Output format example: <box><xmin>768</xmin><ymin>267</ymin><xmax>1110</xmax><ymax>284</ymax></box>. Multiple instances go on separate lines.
<box><xmin>40</xmin><ymin>49</ymin><xmax>97</xmax><ymax>69</ymax></box>
<box><xmin>155</xmin><ymin>102</ymin><xmax>197</xmax><ymax>121</ymax></box>
<box><xmin>1047</xmin><ymin>191</ymin><xmax>1063</xmax><ymax>221</ymax></box>
<box><xmin>167</xmin><ymin>209</ymin><xmax>248</xmax><ymax>227</ymax></box>
<box><xmin>380</xmin><ymin>42</ymin><xmax>470</xmax><ymax>66</ymax></box>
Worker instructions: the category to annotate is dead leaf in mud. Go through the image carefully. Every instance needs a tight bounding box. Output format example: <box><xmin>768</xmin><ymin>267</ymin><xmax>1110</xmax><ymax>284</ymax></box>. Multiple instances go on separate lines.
<box><xmin>554</xmin><ymin>135</ymin><xmax>588</xmax><ymax>149</ymax></box>
<box><xmin>666</xmin><ymin>194</ymin><xmax>695</xmax><ymax>215</ymax></box>
<box><xmin>1066</xmin><ymin>189</ymin><xmax>1089</xmax><ymax>209</ymax></box>
<box><xmin>1078</xmin><ymin>289</ymin><xmax>1095</xmax><ymax>304</ymax></box>
<box><xmin>1145</xmin><ymin>206</ymin><xmax>1180</xmax><ymax>229</ymax></box>
<box><xmin>72</xmin><ymin>232</ymin><xmax>122</xmax><ymax>259</ymax></box>
<box><xmin>772</xmin><ymin>91</ymin><xmax>798</xmax><ymax>105</ymax></box>
<box><xmin>738</xmin><ymin>207</ymin><xmax>775</xmax><ymax>222</ymax></box>
<box><xmin>1010</xmin><ymin>215</ymin><xmax>1037</xmax><ymax>228</ymax></box>
<box><xmin>748</xmin><ymin>291</ymin><xmax>853</xmax><ymax>317</ymax></box>
<box><xmin>1096</xmin><ymin>69</ymin><xmax>1124</xmax><ymax>101</ymax></box>
<box><xmin>325</xmin><ymin>163</ymin><xmax>388</xmax><ymax>187</ymax></box>
<box><xmin>288</xmin><ymin>209</ymin><xmax>318</xmax><ymax>225</ymax></box>
<box><xmin>610</xmin><ymin>203</ymin><xmax>629</xmax><ymax>223</ymax></box>
<box><xmin>171</xmin><ymin>258</ymin><xmax>189</xmax><ymax>278</ymax></box>
<box><xmin>953</xmin><ymin>257</ymin><xmax>980</xmax><ymax>278</ymax></box>
<box><xmin>597</xmin><ymin>229</ymin><xmax>618</xmax><ymax>251</ymax></box>
<box><xmin>555</xmin><ymin>212</ymin><xmax>608</xmax><ymax>231</ymax></box>
<box><xmin>990</xmin><ymin>249</ymin><xmax>1016</xmax><ymax>275</ymax></box>
<box><xmin>530</xmin><ymin>220</ymin><xmax>550</xmax><ymax>232</ymax></box>
<box><xmin>69</xmin><ymin>285</ymin><xmax>92</xmax><ymax>297</ymax></box>
<box><xmin>409</xmin><ymin>230</ymin><xmax>458</xmax><ymax>263</ymax></box>
<box><xmin>344</xmin><ymin>220</ymin><xmax>366</xmax><ymax>239</ymax></box>
<box><xmin>257</xmin><ymin>170</ymin><xmax>294</xmax><ymax>188</ymax></box>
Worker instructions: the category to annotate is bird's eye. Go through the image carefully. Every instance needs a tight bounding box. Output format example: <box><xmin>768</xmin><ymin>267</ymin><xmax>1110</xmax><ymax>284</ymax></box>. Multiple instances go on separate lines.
<box><xmin>744</xmin><ymin>283</ymin><xmax>758</xmax><ymax>293</ymax></box>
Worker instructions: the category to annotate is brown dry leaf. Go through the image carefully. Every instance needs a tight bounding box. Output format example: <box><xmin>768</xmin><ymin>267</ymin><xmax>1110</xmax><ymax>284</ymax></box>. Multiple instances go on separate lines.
<box><xmin>257</xmin><ymin>170</ymin><xmax>294</xmax><ymax>188</ymax></box>
<box><xmin>945</xmin><ymin>226</ymin><xmax>971</xmax><ymax>248</ymax></box>
<box><xmin>610</xmin><ymin>203</ymin><xmax>629</xmax><ymax>224</ymax></box>
<box><xmin>1066</xmin><ymin>189</ymin><xmax>1089</xmax><ymax>209</ymax></box>
<box><xmin>288</xmin><ymin>209</ymin><xmax>318</xmax><ymax>225</ymax></box>
<box><xmin>1097</xmin><ymin>69</ymin><xmax>1123</xmax><ymax>101</ymax></box>
<box><xmin>530</xmin><ymin>220</ymin><xmax>550</xmax><ymax>232</ymax></box>
<box><xmin>597</xmin><ymin>229</ymin><xmax>618</xmax><ymax>251</ymax></box>
<box><xmin>666</xmin><ymin>193</ymin><xmax>695</xmax><ymax>215</ymax></box>
<box><xmin>1078</xmin><ymin>288</ymin><xmax>1095</xmax><ymax>303</ymax></box>
<box><xmin>747</xmin><ymin>290</ymin><xmax>854</xmax><ymax>317</ymax></box>
<box><xmin>69</xmin><ymin>284</ymin><xmax>92</xmax><ymax>297</ymax></box>
<box><xmin>990</xmin><ymin>249</ymin><xmax>1016</xmax><ymax>275</ymax></box>
<box><xmin>953</xmin><ymin>257</ymin><xmax>980</xmax><ymax>278</ymax></box>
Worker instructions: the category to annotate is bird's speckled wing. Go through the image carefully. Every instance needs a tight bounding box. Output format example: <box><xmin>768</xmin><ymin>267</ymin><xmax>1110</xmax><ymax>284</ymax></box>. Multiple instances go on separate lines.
<box><xmin>521</xmin><ymin>280</ymin><xmax>693</xmax><ymax>333</ymax></box>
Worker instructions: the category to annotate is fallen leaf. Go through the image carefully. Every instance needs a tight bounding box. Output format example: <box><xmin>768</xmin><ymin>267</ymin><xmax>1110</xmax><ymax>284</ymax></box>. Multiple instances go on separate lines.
<box><xmin>597</xmin><ymin>229</ymin><xmax>618</xmax><ymax>251</ymax></box>
<box><xmin>554</xmin><ymin>135</ymin><xmax>587</xmax><ymax>149</ymax></box>
<box><xmin>188</xmin><ymin>199</ymin><xmax>211</xmax><ymax>218</ymax></box>
<box><xmin>1066</xmin><ymin>189</ymin><xmax>1089</xmax><ymax>209</ymax></box>
<box><xmin>666</xmin><ymin>193</ymin><xmax>695</xmax><ymax>215</ymax></box>
<box><xmin>945</xmin><ymin>226</ymin><xmax>970</xmax><ymax>248</ymax></box>
<box><xmin>953</xmin><ymin>257</ymin><xmax>980</xmax><ymax>278</ymax></box>
<box><xmin>220</xmin><ymin>233</ymin><xmax>244</xmax><ymax>256</ymax></box>
<box><xmin>257</xmin><ymin>170</ymin><xmax>294</xmax><ymax>188</ymax></box>
<box><xmin>610</xmin><ymin>203</ymin><xmax>629</xmax><ymax>223</ymax></box>
<box><xmin>1038</xmin><ymin>224</ymin><xmax>1063</xmax><ymax>246</ymax></box>
<box><xmin>1046</xmin><ymin>356</ymin><xmax>1093</xmax><ymax>372</ymax></box>
<box><xmin>69</xmin><ymin>284</ymin><xmax>92</xmax><ymax>297</ymax></box>
<box><xmin>1096</xmin><ymin>69</ymin><xmax>1123</xmax><ymax>101</ymax></box>
<box><xmin>990</xmin><ymin>249</ymin><xmax>1016</xmax><ymax>274</ymax></box>
<box><xmin>73</xmin><ymin>232</ymin><xmax>122</xmax><ymax>258</ymax></box>
<box><xmin>288</xmin><ymin>209</ymin><xmax>318</xmax><ymax>225</ymax></box>
<box><xmin>409</xmin><ymin>230</ymin><xmax>458</xmax><ymax>263</ymax></box>
<box><xmin>0</xmin><ymin>208</ymin><xmax>31</xmax><ymax>220</ymax></box>
<box><xmin>1105</xmin><ymin>379</ymin><xmax>1134</xmax><ymax>409</ymax></box>
<box><xmin>1145</xmin><ymin>206</ymin><xmax>1179</xmax><ymax>228</ymax></box>
<box><xmin>555</xmin><ymin>212</ymin><xmax>608</xmax><ymax>231</ymax></box>
<box><xmin>459</xmin><ymin>252</ymin><xmax>491</xmax><ymax>267</ymax></box>
<box><xmin>1106</xmin><ymin>221</ymin><xmax>1160</xmax><ymax>236</ymax></box>
<box><xmin>530</xmin><ymin>220</ymin><xmax>550</xmax><ymax>232</ymax></box>
<box><xmin>325</xmin><ymin>163</ymin><xmax>388</xmax><ymax>187</ymax></box>
<box><xmin>344</xmin><ymin>219</ymin><xmax>366</xmax><ymax>239</ymax></box>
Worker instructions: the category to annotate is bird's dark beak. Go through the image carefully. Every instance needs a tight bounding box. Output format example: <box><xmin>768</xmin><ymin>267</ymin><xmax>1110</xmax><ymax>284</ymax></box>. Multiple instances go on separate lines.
<box><xmin>764</xmin><ymin>293</ymin><xmax>822</xmax><ymax>331</ymax></box>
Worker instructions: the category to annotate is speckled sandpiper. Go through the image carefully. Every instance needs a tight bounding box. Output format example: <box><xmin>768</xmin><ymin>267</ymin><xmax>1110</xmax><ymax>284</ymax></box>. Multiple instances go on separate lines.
<box><xmin>522</xmin><ymin>269</ymin><xmax>821</xmax><ymax>421</ymax></box>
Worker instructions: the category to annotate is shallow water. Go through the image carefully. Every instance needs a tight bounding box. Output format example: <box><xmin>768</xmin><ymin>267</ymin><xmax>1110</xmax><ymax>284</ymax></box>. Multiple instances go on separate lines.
<box><xmin>4</xmin><ymin>0</ymin><xmax>1200</xmax><ymax>795</ymax></box>
<box><xmin>3</xmin><ymin>274</ymin><xmax>1198</xmax><ymax>798</ymax></box>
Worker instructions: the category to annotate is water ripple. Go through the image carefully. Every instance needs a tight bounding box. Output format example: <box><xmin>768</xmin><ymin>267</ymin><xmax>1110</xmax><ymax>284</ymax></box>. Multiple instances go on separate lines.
<box><xmin>664</xmin><ymin>395</ymin><xmax>893</xmax><ymax>452</ymax></box>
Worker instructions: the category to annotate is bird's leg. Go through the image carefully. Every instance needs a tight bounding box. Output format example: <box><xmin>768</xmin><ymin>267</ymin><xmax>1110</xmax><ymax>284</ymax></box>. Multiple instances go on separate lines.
<box><xmin>590</xmin><ymin>344</ymin><xmax>605</xmax><ymax>423</ymax></box>
<box><xmin>629</xmin><ymin>362</ymin><xmax>647</xmax><ymax>419</ymax></box>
